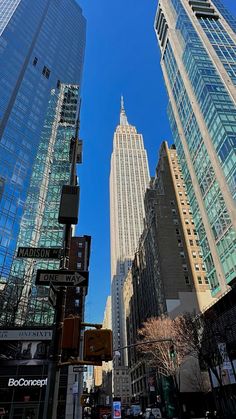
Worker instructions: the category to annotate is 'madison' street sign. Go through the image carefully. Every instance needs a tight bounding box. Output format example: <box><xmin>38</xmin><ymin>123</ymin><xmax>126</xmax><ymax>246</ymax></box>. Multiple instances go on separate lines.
<box><xmin>36</xmin><ymin>269</ymin><xmax>88</xmax><ymax>287</ymax></box>
<box><xmin>17</xmin><ymin>247</ymin><xmax>61</xmax><ymax>259</ymax></box>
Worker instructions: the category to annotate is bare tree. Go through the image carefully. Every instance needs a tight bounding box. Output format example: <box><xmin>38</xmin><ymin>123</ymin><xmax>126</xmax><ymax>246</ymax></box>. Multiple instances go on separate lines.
<box><xmin>137</xmin><ymin>314</ymin><xmax>200</xmax><ymax>379</ymax></box>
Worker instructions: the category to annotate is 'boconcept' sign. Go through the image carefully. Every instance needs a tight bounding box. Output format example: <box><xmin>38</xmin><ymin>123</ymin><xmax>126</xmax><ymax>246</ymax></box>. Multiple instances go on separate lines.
<box><xmin>8</xmin><ymin>378</ymin><xmax>47</xmax><ymax>387</ymax></box>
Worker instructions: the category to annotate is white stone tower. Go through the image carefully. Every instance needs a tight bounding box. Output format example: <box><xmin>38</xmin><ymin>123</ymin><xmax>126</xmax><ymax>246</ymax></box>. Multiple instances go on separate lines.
<box><xmin>109</xmin><ymin>97</ymin><xmax>150</xmax><ymax>402</ymax></box>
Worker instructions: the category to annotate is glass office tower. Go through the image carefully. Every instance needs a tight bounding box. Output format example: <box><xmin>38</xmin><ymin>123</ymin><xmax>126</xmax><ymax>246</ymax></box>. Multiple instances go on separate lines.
<box><xmin>1</xmin><ymin>84</ymin><xmax>80</xmax><ymax>325</ymax></box>
<box><xmin>155</xmin><ymin>0</ymin><xmax>236</xmax><ymax>296</ymax></box>
<box><xmin>0</xmin><ymin>0</ymin><xmax>86</xmax><ymax>287</ymax></box>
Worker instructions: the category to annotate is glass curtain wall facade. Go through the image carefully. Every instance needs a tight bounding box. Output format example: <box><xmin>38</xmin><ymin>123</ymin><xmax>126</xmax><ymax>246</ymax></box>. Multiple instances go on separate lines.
<box><xmin>0</xmin><ymin>0</ymin><xmax>86</xmax><ymax>288</ymax></box>
<box><xmin>1</xmin><ymin>84</ymin><xmax>80</xmax><ymax>326</ymax></box>
<box><xmin>155</xmin><ymin>0</ymin><xmax>236</xmax><ymax>297</ymax></box>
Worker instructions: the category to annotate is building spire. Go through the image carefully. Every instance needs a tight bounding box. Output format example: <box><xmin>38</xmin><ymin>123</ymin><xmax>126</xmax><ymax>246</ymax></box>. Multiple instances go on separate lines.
<box><xmin>120</xmin><ymin>95</ymin><xmax>129</xmax><ymax>126</ymax></box>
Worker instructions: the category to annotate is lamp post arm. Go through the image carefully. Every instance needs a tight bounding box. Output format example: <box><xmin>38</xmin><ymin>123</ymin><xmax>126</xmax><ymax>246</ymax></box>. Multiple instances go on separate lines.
<box><xmin>114</xmin><ymin>338</ymin><xmax>174</xmax><ymax>353</ymax></box>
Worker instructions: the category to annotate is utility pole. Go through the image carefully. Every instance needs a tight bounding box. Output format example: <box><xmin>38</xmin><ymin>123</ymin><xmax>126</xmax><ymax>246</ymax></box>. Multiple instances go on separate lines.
<box><xmin>43</xmin><ymin>111</ymin><xmax>81</xmax><ymax>419</ymax></box>
<box><xmin>76</xmin><ymin>287</ymin><xmax>85</xmax><ymax>419</ymax></box>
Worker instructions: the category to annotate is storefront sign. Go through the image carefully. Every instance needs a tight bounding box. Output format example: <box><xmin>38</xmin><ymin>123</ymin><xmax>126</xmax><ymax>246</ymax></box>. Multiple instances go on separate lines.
<box><xmin>0</xmin><ymin>329</ymin><xmax>52</xmax><ymax>340</ymax></box>
<box><xmin>8</xmin><ymin>378</ymin><xmax>47</xmax><ymax>387</ymax></box>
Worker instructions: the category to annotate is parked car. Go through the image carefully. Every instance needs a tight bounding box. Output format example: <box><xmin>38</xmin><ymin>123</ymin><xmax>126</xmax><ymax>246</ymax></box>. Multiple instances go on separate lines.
<box><xmin>151</xmin><ymin>407</ymin><xmax>162</xmax><ymax>418</ymax></box>
<box><xmin>143</xmin><ymin>408</ymin><xmax>152</xmax><ymax>418</ymax></box>
<box><xmin>143</xmin><ymin>407</ymin><xmax>162</xmax><ymax>418</ymax></box>
<box><xmin>130</xmin><ymin>405</ymin><xmax>142</xmax><ymax>416</ymax></box>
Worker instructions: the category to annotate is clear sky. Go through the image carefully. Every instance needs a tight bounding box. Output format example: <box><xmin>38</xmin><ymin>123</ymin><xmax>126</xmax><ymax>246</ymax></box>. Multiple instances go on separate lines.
<box><xmin>76</xmin><ymin>0</ymin><xmax>236</xmax><ymax>324</ymax></box>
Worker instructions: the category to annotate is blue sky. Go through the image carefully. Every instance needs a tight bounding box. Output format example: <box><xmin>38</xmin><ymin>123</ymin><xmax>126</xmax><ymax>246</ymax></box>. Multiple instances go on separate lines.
<box><xmin>76</xmin><ymin>0</ymin><xmax>236</xmax><ymax>323</ymax></box>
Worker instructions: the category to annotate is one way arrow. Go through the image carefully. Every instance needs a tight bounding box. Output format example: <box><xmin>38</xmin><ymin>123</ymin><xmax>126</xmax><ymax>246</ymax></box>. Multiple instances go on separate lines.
<box><xmin>36</xmin><ymin>270</ymin><xmax>89</xmax><ymax>287</ymax></box>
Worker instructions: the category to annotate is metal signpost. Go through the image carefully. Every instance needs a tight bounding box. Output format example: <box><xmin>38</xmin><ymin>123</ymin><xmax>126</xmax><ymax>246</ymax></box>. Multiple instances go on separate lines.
<box><xmin>42</xmin><ymin>114</ymin><xmax>83</xmax><ymax>419</ymax></box>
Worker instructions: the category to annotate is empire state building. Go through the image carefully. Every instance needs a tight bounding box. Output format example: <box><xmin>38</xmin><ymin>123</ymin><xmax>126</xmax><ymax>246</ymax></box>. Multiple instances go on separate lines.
<box><xmin>109</xmin><ymin>98</ymin><xmax>150</xmax><ymax>400</ymax></box>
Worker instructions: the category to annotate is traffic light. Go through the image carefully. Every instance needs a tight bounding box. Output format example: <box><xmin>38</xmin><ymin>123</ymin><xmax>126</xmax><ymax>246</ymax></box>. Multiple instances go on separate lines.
<box><xmin>83</xmin><ymin>329</ymin><xmax>113</xmax><ymax>362</ymax></box>
<box><xmin>61</xmin><ymin>315</ymin><xmax>81</xmax><ymax>350</ymax></box>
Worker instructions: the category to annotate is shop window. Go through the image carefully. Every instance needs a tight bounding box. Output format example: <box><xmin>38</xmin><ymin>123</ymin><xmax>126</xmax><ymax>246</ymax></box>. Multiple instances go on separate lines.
<box><xmin>185</xmin><ymin>276</ymin><xmax>190</xmax><ymax>284</ymax></box>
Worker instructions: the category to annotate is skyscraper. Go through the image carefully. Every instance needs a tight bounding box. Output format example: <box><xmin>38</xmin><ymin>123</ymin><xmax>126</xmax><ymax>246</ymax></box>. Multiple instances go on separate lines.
<box><xmin>155</xmin><ymin>0</ymin><xmax>236</xmax><ymax>297</ymax></box>
<box><xmin>123</xmin><ymin>142</ymin><xmax>214</xmax><ymax>403</ymax></box>
<box><xmin>0</xmin><ymin>0</ymin><xmax>86</xmax><ymax>287</ymax></box>
<box><xmin>1</xmin><ymin>84</ymin><xmax>82</xmax><ymax>326</ymax></box>
<box><xmin>110</xmin><ymin>97</ymin><xmax>150</xmax><ymax>402</ymax></box>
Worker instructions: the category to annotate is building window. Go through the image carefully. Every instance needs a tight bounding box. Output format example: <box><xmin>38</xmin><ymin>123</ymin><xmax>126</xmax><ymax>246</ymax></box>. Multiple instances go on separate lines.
<box><xmin>78</xmin><ymin>251</ymin><xmax>82</xmax><ymax>257</ymax></box>
<box><xmin>42</xmin><ymin>66</ymin><xmax>50</xmax><ymax>79</ymax></box>
<box><xmin>182</xmin><ymin>264</ymin><xmax>188</xmax><ymax>272</ymax></box>
<box><xmin>77</xmin><ymin>262</ymin><xmax>82</xmax><ymax>269</ymax></box>
<box><xmin>187</xmin><ymin>229</ymin><xmax>191</xmax><ymax>235</ymax></box>
<box><xmin>78</xmin><ymin>242</ymin><xmax>83</xmax><ymax>248</ymax></box>
<box><xmin>192</xmin><ymin>251</ymin><xmax>197</xmax><ymax>258</ymax></box>
<box><xmin>33</xmin><ymin>57</ymin><xmax>38</xmax><ymax>66</ymax></box>
<box><xmin>197</xmin><ymin>276</ymin><xmax>203</xmax><ymax>284</ymax></box>
<box><xmin>195</xmin><ymin>264</ymin><xmax>200</xmax><ymax>271</ymax></box>
<box><xmin>185</xmin><ymin>276</ymin><xmax>190</xmax><ymax>284</ymax></box>
<box><xmin>189</xmin><ymin>239</ymin><xmax>194</xmax><ymax>246</ymax></box>
<box><xmin>205</xmin><ymin>277</ymin><xmax>209</xmax><ymax>284</ymax></box>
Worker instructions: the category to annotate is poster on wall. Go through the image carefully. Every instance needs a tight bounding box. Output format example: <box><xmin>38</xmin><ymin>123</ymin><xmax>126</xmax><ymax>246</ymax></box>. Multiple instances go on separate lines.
<box><xmin>210</xmin><ymin>359</ymin><xmax>236</xmax><ymax>387</ymax></box>
<box><xmin>113</xmin><ymin>400</ymin><xmax>121</xmax><ymax>418</ymax></box>
<box><xmin>0</xmin><ymin>337</ymin><xmax>51</xmax><ymax>365</ymax></box>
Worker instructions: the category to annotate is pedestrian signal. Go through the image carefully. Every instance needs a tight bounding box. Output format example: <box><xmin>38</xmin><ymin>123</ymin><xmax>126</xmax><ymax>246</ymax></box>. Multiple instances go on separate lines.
<box><xmin>61</xmin><ymin>315</ymin><xmax>81</xmax><ymax>350</ymax></box>
<box><xmin>83</xmin><ymin>329</ymin><xmax>113</xmax><ymax>362</ymax></box>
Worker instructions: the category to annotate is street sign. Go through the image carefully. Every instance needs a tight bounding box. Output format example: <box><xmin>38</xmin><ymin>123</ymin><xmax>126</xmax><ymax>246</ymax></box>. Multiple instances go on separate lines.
<box><xmin>36</xmin><ymin>269</ymin><xmax>88</xmax><ymax>287</ymax></box>
<box><xmin>73</xmin><ymin>366</ymin><xmax>87</xmax><ymax>373</ymax></box>
<box><xmin>48</xmin><ymin>285</ymin><xmax>58</xmax><ymax>308</ymax></box>
<box><xmin>17</xmin><ymin>247</ymin><xmax>61</xmax><ymax>259</ymax></box>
